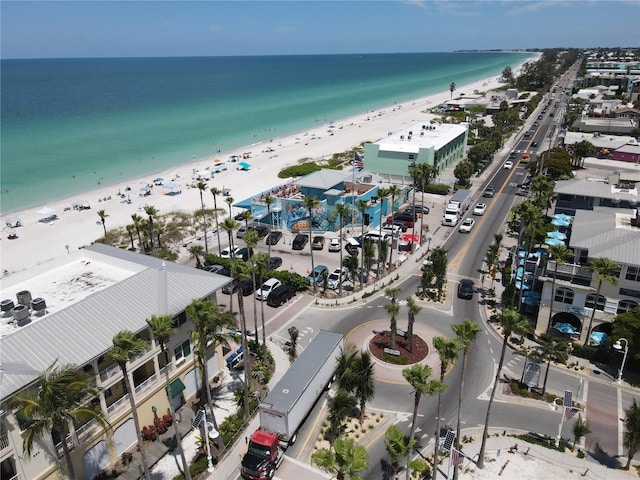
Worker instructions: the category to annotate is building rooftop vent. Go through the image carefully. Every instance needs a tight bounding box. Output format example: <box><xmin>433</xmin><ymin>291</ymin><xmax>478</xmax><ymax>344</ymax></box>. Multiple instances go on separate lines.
<box><xmin>12</xmin><ymin>304</ymin><xmax>31</xmax><ymax>326</ymax></box>
<box><xmin>16</xmin><ymin>290</ymin><xmax>32</xmax><ymax>306</ymax></box>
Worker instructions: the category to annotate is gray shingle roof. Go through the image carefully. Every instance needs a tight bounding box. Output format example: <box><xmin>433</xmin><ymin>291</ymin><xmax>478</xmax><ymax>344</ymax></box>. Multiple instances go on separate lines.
<box><xmin>0</xmin><ymin>245</ymin><xmax>229</xmax><ymax>401</ymax></box>
<box><xmin>294</xmin><ymin>170</ymin><xmax>352</xmax><ymax>190</ymax></box>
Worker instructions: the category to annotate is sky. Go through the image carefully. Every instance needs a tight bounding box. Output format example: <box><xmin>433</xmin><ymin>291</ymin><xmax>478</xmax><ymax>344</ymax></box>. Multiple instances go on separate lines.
<box><xmin>1</xmin><ymin>1</ymin><xmax>639</xmax><ymax>59</ymax></box>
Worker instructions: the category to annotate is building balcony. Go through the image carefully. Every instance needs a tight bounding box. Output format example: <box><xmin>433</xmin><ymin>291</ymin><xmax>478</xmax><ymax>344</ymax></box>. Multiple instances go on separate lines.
<box><xmin>54</xmin><ymin>417</ymin><xmax>102</xmax><ymax>457</ymax></box>
<box><xmin>0</xmin><ymin>432</ymin><xmax>9</xmax><ymax>454</ymax></box>
<box><xmin>546</xmin><ymin>261</ymin><xmax>593</xmax><ymax>286</ymax></box>
<box><xmin>107</xmin><ymin>393</ymin><xmax>130</xmax><ymax>417</ymax></box>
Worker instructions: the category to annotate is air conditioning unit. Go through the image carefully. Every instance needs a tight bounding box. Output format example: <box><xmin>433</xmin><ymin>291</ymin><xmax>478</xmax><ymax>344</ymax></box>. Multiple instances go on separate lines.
<box><xmin>16</xmin><ymin>290</ymin><xmax>32</xmax><ymax>306</ymax></box>
<box><xmin>11</xmin><ymin>305</ymin><xmax>31</xmax><ymax>327</ymax></box>
<box><xmin>1</xmin><ymin>299</ymin><xmax>15</xmax><ymax>313</ymax></box>
<box><xmin>31</xmin><ymin>298</ymin><xmax>47</xmax><ymax>313</ymax></box>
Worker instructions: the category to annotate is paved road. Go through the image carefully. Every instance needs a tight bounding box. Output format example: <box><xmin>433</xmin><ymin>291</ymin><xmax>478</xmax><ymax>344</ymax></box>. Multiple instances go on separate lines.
<box><xmin>585</xmin><ymin>381</ymin><xmax>620</xmax><ymax>465</ymax></box>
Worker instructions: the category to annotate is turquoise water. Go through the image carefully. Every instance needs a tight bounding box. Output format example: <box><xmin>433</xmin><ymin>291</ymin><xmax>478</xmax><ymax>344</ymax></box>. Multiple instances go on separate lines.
<box><xmin>0</xmin><ymin>52</ymin><xmax>535</xmax><ymax>215</ymax></box>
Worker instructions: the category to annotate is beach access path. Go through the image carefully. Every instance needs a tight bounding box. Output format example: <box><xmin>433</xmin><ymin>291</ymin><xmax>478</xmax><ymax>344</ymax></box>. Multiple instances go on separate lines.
<box><xmin>1</xmin><ymin>71</ymin><xmax>511</xmax><ymax>276</ymax></box>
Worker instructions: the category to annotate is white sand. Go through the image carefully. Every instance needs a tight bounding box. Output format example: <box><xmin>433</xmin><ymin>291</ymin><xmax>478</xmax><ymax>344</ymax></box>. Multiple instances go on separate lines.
<box><xmin>0</xmin><ymin>71</ymin><xmax>513</xmax><ymax>276</ymax></box>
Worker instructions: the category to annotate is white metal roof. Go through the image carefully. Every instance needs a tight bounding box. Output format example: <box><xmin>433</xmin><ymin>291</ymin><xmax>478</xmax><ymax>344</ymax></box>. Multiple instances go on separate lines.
<box><xmin>0</xmin><ymin>244</ymin><xmax>230</xmax><ymax>401</ymax></box>
<box><xmin>375</xmin><ymin>122</ymin><xmax>467</xmax><ymax>153</ymax></box>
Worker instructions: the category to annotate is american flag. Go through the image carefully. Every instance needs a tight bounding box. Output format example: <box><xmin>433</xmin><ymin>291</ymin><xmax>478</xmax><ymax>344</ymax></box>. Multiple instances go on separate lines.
<box><xmin>450</xmin><ymin>447</ymin><xmax>464</xmax><ymax>466</ymax></box>
<box><xmin>563</xmin><ymin>406</ymin><xmax>579</xmax><ymax>421</ymax></box>
<box><xmin>354</xmin><ymin>152</ymin><xmax>364</xmax><ymax>171</ymax></box>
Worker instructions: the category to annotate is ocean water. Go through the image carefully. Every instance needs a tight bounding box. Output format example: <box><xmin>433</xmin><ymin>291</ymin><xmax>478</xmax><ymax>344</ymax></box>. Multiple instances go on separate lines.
<box><xmin>0</xmin><ymin>52</ymin><xmax>535</xmax><ymax>215</ymax></box>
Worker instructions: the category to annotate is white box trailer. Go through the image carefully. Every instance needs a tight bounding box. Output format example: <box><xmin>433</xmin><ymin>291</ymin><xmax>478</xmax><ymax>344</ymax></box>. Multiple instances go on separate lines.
<box><xmin>258</xmin><ymin>330</ymin><xmax>343</xmax><ymax>445</ymax></box>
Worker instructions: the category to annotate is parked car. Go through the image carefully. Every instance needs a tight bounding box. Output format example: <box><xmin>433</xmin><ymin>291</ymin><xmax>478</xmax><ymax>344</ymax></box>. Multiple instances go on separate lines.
<box><xmin>234</xmin><ymin>212</ymin><xmax>248</xmax><ymax>221</ymax></box>
<box><xmin>381</xmin><ymin>223</ymin><xmax>402</xmax><ymax>236</ymax></box>
<box><xmin>202</xmin><ymin>264</ymin><xmax>225</xmax><ymax>273</ymax></box>
<box><xmin>327</xmin><ymin>267</ymin><xmax>349</xmax><ymax>290</ymax></box>
<box><xmin>472</xmin><ymin>203</ymin><xmax>487</xmax><ymax>216</ymax></box>
<box><xmin>458</xmin><ymin>218</ymin><xmax>475</xmax><ymax>233</ymax></box>
<box><xmin>306</xmin><ymin>265</ymin><xmax>328</xmax><ymax>286</ymax></box>
<box><xmin>236</xmin><ymin>247</ymin><xmax>252</xmax><ymax>261</ymax></box>
<box><xmin>265</xmin><ymin>230</ymin><xmax>282</xmax><ymax>245</ymax></box>
<box><xmin>268</xmin><ymin>256</ymin><xmax>283</xmax><ymax>270</ymax></box>
<box><xmin>345</xmin><ymin>238</ymin><xmax>360</xmax><ymax>256</ymax></box>
<box><xmin>457</xmin><ymin>279</ymin><xmax>475</xmax><ymax>299</ymax></box>
<box><xmin>404</xmin><ymin>205</ymin><xmax>430</xmax><ymax>215</ymax></box>
<box><xmin>328</xmin><ymin>237</ymin><xmax>341</xmax><ymax>252</ymax></box>
<box><xmin>312</xmin><ymin>236</ymin><xmax>326</xmax><ymax>250</ymax></box>
<box><xmin>251</xmin><ymin>224</ymin><xmax>269</xmax><ymax>238</ymax></box>
<box><xmin>383</xmin><ymin>221</ymin><xmax>408</xmax><ymax>232</ymax></box>
<box><xmin>483</xmin><ymin>186</ymin><xmax>496</xmax><ymax>198</ymax></box>
<box><xmin>266</xmin><ymin>284</ymin><xmax>297</xmax><ymax>307</ymax></box>
<box><xmin>236</xmin><ymin>225</ymin><xmax>249</xmax><ymax>238</ymax></box>
<box><xmin>256</xmin><ymin>278</ymin><xmax>282</xmax><ymax>301</ymax></box>
<box><xmin>220</xmin><ymin>246</ymin><xmax>241</xmax><ymax>259</ymax></box>
<box><xmin>222</xmin><ymin>278</ymin><xmax>257</xmax><ymax>296</ymax></box>
<box><xmin>388</xmin><ymin>213</ymin><xmax>415</xmax><ymax>227</ymax></box>
<box><xmin>292</xmin><ymin>234</ymin><xmax>309</xmax><ymax>250</ymax></box>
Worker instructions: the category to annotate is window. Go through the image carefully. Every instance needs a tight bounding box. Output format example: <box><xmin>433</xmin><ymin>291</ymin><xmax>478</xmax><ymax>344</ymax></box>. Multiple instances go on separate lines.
<box><xmin>554</xmin><ymin>287</ymin><xmax>574</xmax><ymax>304</ymax></box>
<box><xmin>626</xmin><ymin>266</ymin><xmax>640</xmax><ymax>282</ymax></box>
<box><xmin>172</xmin><ymin>311</ymin><xmax>187</xmax><ymax>327</ymax></box>
<box><xmin>617</xmin><ymin>299</ymin><xmax>639</xmax><ymax>314</ymax></box>
<box><xmin>585</xmin><ymin>293</ymin><xmax>606</xmax><ymax>311</ymax></box>
<box><xmin>173</xmin><ymin>340</ymin><xmax>191</xmax><ymax>363</ymax></box>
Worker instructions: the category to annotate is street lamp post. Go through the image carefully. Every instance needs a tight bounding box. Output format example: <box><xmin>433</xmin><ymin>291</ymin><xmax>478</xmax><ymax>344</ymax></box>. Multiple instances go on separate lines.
<box><xmin>614</xmin><ymin>338</ymin><xmax>629</xmax><ymax>383</ymax></box>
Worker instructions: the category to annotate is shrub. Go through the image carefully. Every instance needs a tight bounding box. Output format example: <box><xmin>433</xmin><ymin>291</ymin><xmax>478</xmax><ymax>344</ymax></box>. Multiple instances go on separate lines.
<box><xmin>278</xmin><ymin>163</ymin><xmax>322</xmax><ymax>178</ymax></box>
<box><xmin>424</xmin><ymin>183</ymin><xmax>451</xmax><ymax>195</ymax></box>
<box><xmin>141</xmin><ymin>425</ymin><xmax>158</xmax><ymax>442</ymax></box>
<box><xmin>121</xmin><ymin>451</ymin><xmax>133</xmax><ymax>467</ymax></box>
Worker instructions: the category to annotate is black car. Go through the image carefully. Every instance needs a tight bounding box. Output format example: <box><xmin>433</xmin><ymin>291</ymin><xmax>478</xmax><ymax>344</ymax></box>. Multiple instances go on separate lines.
<box><xmin>457</xmin><ymin>279</ymin><xmax>475</xmax><ymax>300</ymax></box>
<box><xmin>236</xmin><ymin>247</ymin><xmax>252</xmax><ymax>261</ymax></box>
<box><xmin>531</xmin><ymin>141</ymin><xmax>538</xmax><ymax>147</ymax></box>
<box><xmin>404</xmin><ymin>205</ymin><xmax>430</xmax><ymax>215</ymax></box>
<box><xmin>292</xmin><ymin>234</ymin><xmax>309</xmax><ymax>250</ymax></box>
<box><xmin>508</xmin><ymin>151</ymin><xmax>517</xmax><ymax>159</ymax></box>
<box><xmin>265</xmin><ymin>230</ymin><xmax>282</xmax><ymax>245</ymax></box>
<box><xmin>266</xmin><ymin>284</ymin><xmax>297</xmax><ymax>307</ymax></box>
<box><xmin>222</xmin><ymin>278</ymin><xmax>258</xmax><ymax>296</ymax></box>
<box><xmin>234</xmin><ymin>212</ymin><xmax>249</xmax><ymax>221</ymax></box>
<box><xmin>268</xmin><ymin>256</ymin><xmax>283</xmax><ymax>270</ymax></box>
<box><xmin>252</xmin><ymin>224</ymin><xmax>269</xmax><ymax>238</ymax></box>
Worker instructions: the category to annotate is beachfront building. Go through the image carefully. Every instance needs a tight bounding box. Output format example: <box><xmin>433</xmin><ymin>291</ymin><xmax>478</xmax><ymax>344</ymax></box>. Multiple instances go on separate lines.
<box><xmin>234</xmin><ymin>169</ymin><xmax>409</xmax><ymax>235</ymax></box>
<box><xmin>0</xmin><ymin>244</ymin><xmax>231</xmax><ymax>480</ymax></box>
<box><xmin>362</xmin><ymin>122</ymin><xmax>469</xmax><ymax>180</ymax></box>
<box><xmin>535</xmin><ymin>207</ymin><xmax>640</xmax><ymax>345</ymax></box>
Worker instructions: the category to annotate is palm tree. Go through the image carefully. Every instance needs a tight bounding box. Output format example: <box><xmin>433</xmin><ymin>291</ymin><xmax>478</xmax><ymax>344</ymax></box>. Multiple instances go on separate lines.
<box><xmin>286</xmin><ymin>326</ymin><xmax>299</xmax><ymax>363</ymax></box>
<box><xmin>335</xmin><ymin>202</ymin><xmax>350</xmax><ymax>295</ymax></box>
<box><xmin>240</xmin><ymin>209</ymin><xmax>252</xmax><ymax>227</ymax></box>
<box><xmin>335</xmin><ymin>344</ymin><xmax>358</xmax><ymax>392</ymax></box>
<box><xmin>385</xmin><ymin>424</ymin><xmax>414</xmax><ymax>478</ymax></box>
<box><xmin>477</xmin><ymin>309</ymin><xmax>531</xmax><ymax>468</ymax></box>
<box><xmin>11</xmin><ymin>361</ymin><xmax>109</xmax><ymax>480</ymax></box>
<box><xmin>537</xmin><ymin>338</ymin><xmax>568</xmax><ymax>396</ymax></box>
<box><xmin>186</xmin><ymin>299</ymin><xmax>235</xmax><ymax>454</ymax></box>
<box><xmin>146</xmin><ymin>315</ymin><xmax>191</xmax><ymax>480</ymax></box>
<box><xmin>263</xmin><ymin>193</ymin><xmax>275</xmax><ymax>259</ymax></box>
<box><xmin>451</xmin><ymin>319</ymin><xmax>480</xmax><ymax>478</ymax></box>
<box><xmin>355</xmin><ymin>199</ymin><xmax>369</xmax><ymax>288</ymax></box>
<box><xmin>143</xmin><ymin>205</ymin><xmax>159</xmax><ymax>250</ymax></box>
<box><xmin>253</xmin><ymin>251</ymin><xmax>270</xmax><ymax>349</ymax></box>
<box><xmin>243</xmin><ymin>230</ymin><xmax>260</xmax><ymax>343</ymax></box>
<box><xmin>414</xmin><ymin>163</ymin><xmax>436</xmax><ymax>243</ymax></box>
<box><xmin>387</xmin><ymin>184</ymin><xmax>401</xmax><ymax>269</ymax></box>
<box><xmin>221</xmin><ymin>217</ymin><xmax>240</xmax><ymax>253</ymax></box>
<box><xmin>376</xmin><ymin>187</ymin><xmax>390</xmax><ymax>276</ymax></box>
<box><xmin>189</xmin><ymin>244</ymin><xmax>205</xmax><ymax>269</ymax></box>
<box><xmin>623</xmin><ymin>398</ymin><xmax>640</xmax><ymax>470</ymax></box>
<box><xmin>312</xmin><ymin>437</ymin><xmax>369</xmax><ymax>480</ymax></box>
<box><xmin>196</xmin><ymin>181</ymin><xmax>209</xmax><ymax>254</ymax></box>
<box><xmin>108</xmin><ymin>331</ymin><xmax>152</xmax><ymax>480</ymax></box>
<box><xmin>354</xmin><ymin>351</ymin><xmax>375</xmax><ymax>425</ymax></box>
<box><xmin>210</xmin><ymin>187</ymin><xmax>223</xmax><ymax>255</ymax></box>
<box><xmin>131</xmin><ymin>213</ymin><xmax>144</xmax><ymax>248</ymax></box>
<box><xmin>363</xmin><ymin>241</ymin><xmax>376</xmax><ymax>281</ymax></box>
<box><xmin>572</xmin><ymin>414</ymin><xmax>591</xmax><ymax>450</ymax></box>
<box><xmin>405</xmin><ymin>295</ymin><xmax>421</xmax><ymax>352</ymax></box>
<box><xmin>432</xmin><ymin>337</ymin><xmax>459</xmax><ymax>480</ymax></box>
<box><xmin>449</xmin><ymin>81</ymin><xmax>456</xmax><ymax>99</ymax></box>
<box><xmin>385</xmin><ymin>287</ymin><xmax>400</xmax><ymax>350</ymax></box>
<box><xmin>583</xmin><ymin>257</ymin><xmax>620</xmax><ymax>346</ymax></box>
<box><xmin>97</xmin><ymin>209</ymin><xmax>109</xmax><ymax>240</ymax></box>
<box><xmin>343</xmin><ymin>255</ymin><xmax>358</xmax><ymax>291</ymax></box>
<box><xmin>430</xmin><ymin>247</ymin><xmax>448</xmax><ymax>301</ymax></box>
<box><xmin>546</xmin><ymin>244</ymin><xmax>573</xmax><ymax>333</ymax></box>
<box><xmin>328</xmin><ymin>390</ymin><xmax>356</xmax><ymax>446</ymax></box>
<box><xmin>403</xmin><ymin>364</ymin><xmax>446</xmax><ymax>444</ymax></box>
<box><xmin>302</xmin><ymin>195</ymin><xmax>320</xmax><ymax>293</ymax></box>
<box><xmin>224</xmin><ymin>196</ymin><xmax>234</xmax><ymax>218</ymax></box>
<box><xmin>231</xmin><ymin>260</ymin><xmax>253</xmax><ymax>420</ymax></box>
<box><xmin>126</xmin><ymin>225</ymin><xmax>135</xmax><ymax>250</ymax></box>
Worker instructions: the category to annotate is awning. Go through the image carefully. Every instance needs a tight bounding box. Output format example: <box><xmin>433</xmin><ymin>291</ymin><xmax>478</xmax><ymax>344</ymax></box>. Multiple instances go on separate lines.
<box><xmin>169</xmin><ymin>378</ymin><xmax>186</xmax><ymax>398</ymax></box>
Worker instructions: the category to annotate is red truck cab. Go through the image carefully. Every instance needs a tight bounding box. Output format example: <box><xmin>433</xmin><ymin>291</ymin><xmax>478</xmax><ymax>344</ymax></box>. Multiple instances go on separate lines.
<box><xmin>240</xmin><ymin>430</ymin><xmax>283</xmax><ymax>480</ymax></box>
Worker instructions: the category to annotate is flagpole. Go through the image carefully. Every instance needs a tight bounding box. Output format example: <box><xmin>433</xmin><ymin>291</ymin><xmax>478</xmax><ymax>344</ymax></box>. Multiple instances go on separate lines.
<box><xmin>351</xmin><ymin>158</ymin><xmax>356</xmax><ymax>226</ymax></box>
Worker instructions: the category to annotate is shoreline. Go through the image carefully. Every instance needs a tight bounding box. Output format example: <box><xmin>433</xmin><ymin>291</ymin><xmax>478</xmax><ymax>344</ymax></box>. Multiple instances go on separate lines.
<box><xmin>0</xmin><ymin>65</ymin><xmax>527</xmax><ymax>275</ymax></box>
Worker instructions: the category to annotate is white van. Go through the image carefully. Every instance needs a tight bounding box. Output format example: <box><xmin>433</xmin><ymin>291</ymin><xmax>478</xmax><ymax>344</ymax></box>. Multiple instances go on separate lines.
<box><xmin>363</xmin><ymin>228</ymin><xmax>390</xmax><ymax>243</ymax></box>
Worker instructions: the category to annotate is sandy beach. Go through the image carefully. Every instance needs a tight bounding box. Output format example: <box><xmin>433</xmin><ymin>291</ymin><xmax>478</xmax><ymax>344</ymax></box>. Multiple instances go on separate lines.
<box><xmin>0</xmin><ymin>70</ymin><xmax>513</xmax><ymax>276</ymax></box>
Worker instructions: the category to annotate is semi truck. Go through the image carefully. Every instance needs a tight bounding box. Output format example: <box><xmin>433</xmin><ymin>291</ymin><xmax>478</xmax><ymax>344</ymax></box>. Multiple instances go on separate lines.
<box><xmin>442</xmin><ymin>189</ymin><xmax>472</xmax><ymax>226</ymax></box>
<box><xmin>240</xmin><ymin>330</ymin><xmax>343</xmax><ymax>480</ymax></box>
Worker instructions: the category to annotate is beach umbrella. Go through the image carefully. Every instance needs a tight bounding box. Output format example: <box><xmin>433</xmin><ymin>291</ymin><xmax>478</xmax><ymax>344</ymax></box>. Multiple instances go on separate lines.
<box><xmin>552</xmin><ymin>213</ymin><xmax>573</xmax><ymax>223</ymax></box>
<box><xmin>238</xmin><ymin>162</ymin><xmax>251</xmax><ymax>171</ymax></box>
<box><xmin>154</xmin><ymin>177</ymin><xmax>164</xmax><ymax>182</ymax></box>
<box><xmin>544</xmin><ymin>237</ymin><xmax>565</xmax><ymax>247</ymax></box>
<box><xmin>589</xmin><ymin>331</ymin><xmax>607</xmax><ymax>346</ymax></box>
<box><xmin>551</xmin><ymin>218</ymin><xmax>570</xmax><ymax>228</ymax></box>
<box><xmin>546</xmin><ymin>231</ymin><xmax>567</xmax><ymax>240</ymax></box>
<box><xmin>514</xmin><ymin>281</ymin><xmax>530</xmax><ymax>291</ymax></box>
<box><xmin>36</xmin><ymin>206</ymin><xmax>57</xmax><ymax>217</ymax></box>
<box><xmin>553</xmin><ymin>322</ymin><xmax>577</xmax><ymax>335</ymax></box>
<box><xmin>516</xmin><ymin>267</ymin><xmax>525</xmax><ymax>280</ymax></box>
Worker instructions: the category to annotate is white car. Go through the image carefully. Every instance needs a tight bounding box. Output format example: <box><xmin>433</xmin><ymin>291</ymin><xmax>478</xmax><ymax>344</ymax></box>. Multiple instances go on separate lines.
<box><xmin>255</xmin><ymin>278</ymin><xmax>282</xmax><ymax>300</ymax></box>
<box><xmin>328</xmin><ymin>237</ymin><xmax>341</xmax><ymax>252</ymax></box>
<box><xmin>473</xmin><ymin>203</ymin><xmax>487</xmax><ymax>216</ymax></box>
<box><xmin>220</xmin><ymin>246</ymin><xmax>241</xmax><ymax>259</ymax></box>
<box><xmin>327</xmin><ymin>267</ymin><xmax>349</xmax><ymax>290</ymax></box>
<box><xmin>459</xmin><ymin>218</ymin><xmax>475</xmax><ymax>233</ymax></box>
<box><xmin>503</xmin><ymin>161</ymin><xmax>514</xmax><ymax>170</ymax></box>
